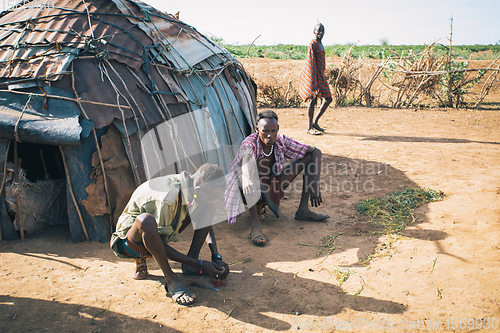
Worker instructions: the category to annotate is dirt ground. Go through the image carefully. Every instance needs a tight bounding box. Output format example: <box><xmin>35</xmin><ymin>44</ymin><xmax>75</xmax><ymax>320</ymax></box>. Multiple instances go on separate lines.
<box><xmin>1</xmin><ymin>59</ymin><xmax>500</xmax><ymax>332</ymax></box>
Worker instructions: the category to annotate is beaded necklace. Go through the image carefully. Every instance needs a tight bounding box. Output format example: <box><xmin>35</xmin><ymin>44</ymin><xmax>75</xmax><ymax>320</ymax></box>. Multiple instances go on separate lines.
<box><xmin>262</xmin><ymin>144</ymin><xmax>274</xmax><ymax>157</ymax></box>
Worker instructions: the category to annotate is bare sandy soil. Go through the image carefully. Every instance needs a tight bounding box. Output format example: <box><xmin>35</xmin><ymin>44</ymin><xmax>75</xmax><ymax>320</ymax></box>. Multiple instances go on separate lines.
<box><xmin>1</xmin><ymin>60</ymin><xmax>500</xmax><ymax>333</ymax></box>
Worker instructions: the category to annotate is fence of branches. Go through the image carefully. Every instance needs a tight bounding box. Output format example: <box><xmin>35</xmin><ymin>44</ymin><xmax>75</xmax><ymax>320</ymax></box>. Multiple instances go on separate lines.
<box><xmin>254</xmin><ymin>43</ymin><xmax>500</xmax><ymax>109</ymax></box>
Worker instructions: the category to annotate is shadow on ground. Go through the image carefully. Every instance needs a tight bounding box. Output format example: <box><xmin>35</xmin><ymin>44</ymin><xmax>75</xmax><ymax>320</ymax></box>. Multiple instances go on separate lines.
<box><xmin>0</xmin><ymin>153</ymin><xmax>451</xmax><ymax>331</ymax></box>
<box><xmin>0</xmin><ymin>295</ymin><xmax>179</xmax><ymax>333</ymax></box>
<box><xmin>191</xmin><ymin>153</ymin><xmax>448</xmax><ymax>330</ymax></box>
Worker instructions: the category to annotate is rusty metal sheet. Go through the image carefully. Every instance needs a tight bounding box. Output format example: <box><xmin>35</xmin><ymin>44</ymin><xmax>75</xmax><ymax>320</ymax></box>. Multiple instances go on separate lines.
<box><xmin>0</xmin><ymin>0</ymin><xmax>149</xmax><ymax>79</ymax></box>
<box><xmin>53</xmin><ymin>58</ymin><xmax>189</xmax><ymax>130</ymax></box>
<box><xmin>110</xmin><ymin>0</ymin><xmax>228</xmax><ymax>70</ymax></box>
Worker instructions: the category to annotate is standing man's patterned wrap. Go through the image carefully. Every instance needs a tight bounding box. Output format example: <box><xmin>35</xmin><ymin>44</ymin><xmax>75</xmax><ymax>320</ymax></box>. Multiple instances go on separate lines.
<box><xmin>299</xmin><ymin>39</ymin><xmax>331</xmax><ymax>101</ymax></box>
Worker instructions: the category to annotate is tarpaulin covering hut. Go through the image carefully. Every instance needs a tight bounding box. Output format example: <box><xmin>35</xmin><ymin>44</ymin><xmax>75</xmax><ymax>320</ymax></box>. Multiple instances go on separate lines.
<box><xmin>0</xmin><ymin>0</ymin><xmax>256</xmax><ymax>242</ymax></box>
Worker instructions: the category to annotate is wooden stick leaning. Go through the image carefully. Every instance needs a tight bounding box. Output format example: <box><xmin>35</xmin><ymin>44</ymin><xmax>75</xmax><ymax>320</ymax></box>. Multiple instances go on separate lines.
<box><xmin>0</xmin><ymin>140</ymin><xmax>11</xmax><ymax>241</ymax></box>
<box><xmin>13</xmin><ymin>141</ymin><xmax>24</xmax><ymax>240</ymax></box>
<box><xmin>59</xmin><ymin>145</ymin><xmax>89</xmax><ymax>241</ymax></box>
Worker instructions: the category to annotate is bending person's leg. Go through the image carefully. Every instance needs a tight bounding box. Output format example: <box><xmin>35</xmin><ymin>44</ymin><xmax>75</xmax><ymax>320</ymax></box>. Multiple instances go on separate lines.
<box><xmin>181</xmin><ymin>226</ymin><xmax>217</xmax><ymax>272</ymax></box>
<box><xmin>128</xmin><ymin>213</ymin><xmax>196</xmax><ymax>305</ymax></box>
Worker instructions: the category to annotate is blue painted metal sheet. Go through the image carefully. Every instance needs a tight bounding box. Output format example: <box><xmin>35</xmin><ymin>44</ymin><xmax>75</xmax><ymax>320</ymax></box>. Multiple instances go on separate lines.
<box><xmin>0</xmin><ymin>86</ymin><xmax>92</xmax><ymax>145</ymax></box>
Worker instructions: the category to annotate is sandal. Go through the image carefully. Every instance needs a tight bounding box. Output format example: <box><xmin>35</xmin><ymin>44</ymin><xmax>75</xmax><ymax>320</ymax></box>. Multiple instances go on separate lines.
<box><xmin>307</xmin><ymin>128</ymin><xmax>323</xmax><ymax>136</ymax></box>
<box><xmin>312</xmin><ymin>123</ymin><xmax>325</xmax><ymax>132</ymax></box>
<box><xmin>166</xmin><ymin>284</ymin><xmax>196</xmax><ymax>306</ymax></box>
<box><xmin>250</xmin><ymin>232</ymin><xmax>267</xmax><ymax>246</ymax></box>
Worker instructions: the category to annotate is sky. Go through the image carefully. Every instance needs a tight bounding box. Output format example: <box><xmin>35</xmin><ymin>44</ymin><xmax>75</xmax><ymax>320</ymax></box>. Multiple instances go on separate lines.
<box><xmin>146</xmin><ymin>0</ymin><xmax>499</xmax><ymax>46</ymax></box>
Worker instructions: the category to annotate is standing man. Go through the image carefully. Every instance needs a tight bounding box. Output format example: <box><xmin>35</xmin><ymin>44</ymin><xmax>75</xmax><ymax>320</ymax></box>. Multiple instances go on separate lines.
<box><xmin>110</xmin><ymin>163</ymin><xmax>229</xmax><ymax>306</ymax></box>
<box><xmin>225</xmin><ymin>110</ymin><xmax>329</xmax><ymax>246</ymax></box>
<box><xmin>299</xmin><ymin>23</ymin><xmax>333</xmax><ymax>135</ymax></box>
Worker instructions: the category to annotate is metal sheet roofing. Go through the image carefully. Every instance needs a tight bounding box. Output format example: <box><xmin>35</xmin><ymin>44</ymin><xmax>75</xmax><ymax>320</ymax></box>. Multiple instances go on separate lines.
<box><xmin>0</xmin><ymin>0</ymin><xmax>228</xmax><ymax>79</ymax></box>
<box><xmin>0</xmin><ymin>0</ymin><xmax>257</xmax><ymax>177</ymax></box>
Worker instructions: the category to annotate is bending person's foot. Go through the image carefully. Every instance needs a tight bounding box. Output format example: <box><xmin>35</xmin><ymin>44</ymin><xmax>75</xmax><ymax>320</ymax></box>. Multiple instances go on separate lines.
<box><xmin>133</xmin><ymin>258</ymin><xmax>149</xmax><ymax>280</ymax></box>
<box><xmin>165</xmin><ymin>277</ymin><xmax>196</xmax><ymax>306</ymax></box>
<box><xmin>250</xmin><ymin>229</ymin><xmax>267</xmax><ymax>246</ymax></box>
<box><xmin>295</xmin><ymin>209</ymin><xmax>330</xmax><ymax>222</ymax></box>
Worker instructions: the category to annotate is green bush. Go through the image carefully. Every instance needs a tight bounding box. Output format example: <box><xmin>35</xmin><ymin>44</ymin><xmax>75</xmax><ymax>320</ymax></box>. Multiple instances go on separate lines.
<box><xmin>211</xmin><ymin>39</ymin><xmax>500</xmax><ymax>61</ymax></box>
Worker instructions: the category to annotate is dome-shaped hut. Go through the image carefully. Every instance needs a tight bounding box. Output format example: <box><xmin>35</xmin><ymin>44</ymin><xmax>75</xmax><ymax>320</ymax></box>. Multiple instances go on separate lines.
<box><xmin>0</xmin><ymin>0</ymin><xmax>256</xmax><ymax>242</ymax></box>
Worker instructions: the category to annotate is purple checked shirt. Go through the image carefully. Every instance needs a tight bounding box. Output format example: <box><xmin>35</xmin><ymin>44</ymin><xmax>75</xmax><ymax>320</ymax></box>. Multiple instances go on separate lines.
<box><xmin>224</xmin><ymin>133</ymin><xmax>309</xmax><ymax>224</ymax></box>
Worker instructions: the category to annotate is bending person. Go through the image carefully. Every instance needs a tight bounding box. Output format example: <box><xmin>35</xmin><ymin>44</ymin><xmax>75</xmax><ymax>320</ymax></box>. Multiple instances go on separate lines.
<box><xmin>111</xmin><ymin>163</ymin><xmax>229</xmax><ymax>306</ymax></box>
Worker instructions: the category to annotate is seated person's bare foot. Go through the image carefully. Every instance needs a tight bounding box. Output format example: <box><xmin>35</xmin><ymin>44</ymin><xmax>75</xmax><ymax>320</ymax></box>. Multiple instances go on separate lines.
<box><xmin>250</xmin><ymin>228</ymin><xmax>267</xmax><ymax>246</ymax></box>
<box><xmin>294</xmin><ymin>209</ymin><xmax>329</xmax><ymax>222</ymax></box>
<box><xmin>165</xmin><ymin>277</ymin><xmax>196</xmax><ymax>306</ymax></box>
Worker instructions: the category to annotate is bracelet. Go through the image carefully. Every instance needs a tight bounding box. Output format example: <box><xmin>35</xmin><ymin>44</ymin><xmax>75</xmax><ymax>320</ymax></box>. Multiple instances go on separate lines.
<box><xmin>199</xmin><ymin>259</ymin><xmax>203</xmax><ymax>275</ymax></box>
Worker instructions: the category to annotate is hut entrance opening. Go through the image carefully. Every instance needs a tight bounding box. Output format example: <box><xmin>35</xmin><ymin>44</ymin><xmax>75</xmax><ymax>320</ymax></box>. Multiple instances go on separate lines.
<box><xmin>3</xmin><ymin>142</ymin><xmax>69</xmax><ymax>236</ymax></box>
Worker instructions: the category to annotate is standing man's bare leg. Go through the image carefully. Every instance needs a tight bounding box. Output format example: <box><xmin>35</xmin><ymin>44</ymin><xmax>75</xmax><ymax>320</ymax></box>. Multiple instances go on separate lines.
<box><xmin>312</xmin><ymin>97</ymin><xmax>332</xmax><ymax>132</ymax></box>
<box><xmin>307</xmin><ymin>97</ymin><xmax>318</xmax><ymax>131</ymax></box>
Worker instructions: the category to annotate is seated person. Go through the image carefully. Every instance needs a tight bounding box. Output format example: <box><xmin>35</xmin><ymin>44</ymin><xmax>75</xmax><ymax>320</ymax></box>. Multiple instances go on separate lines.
<box><xmin>111</xmin><ymin>163</ymin><xmax>229</xmax><ymax>306</ymax></box>
<box><xmin>225</xmin><ymin>110</ymin><xmax>329</xmax><ymax>246</ymax></box>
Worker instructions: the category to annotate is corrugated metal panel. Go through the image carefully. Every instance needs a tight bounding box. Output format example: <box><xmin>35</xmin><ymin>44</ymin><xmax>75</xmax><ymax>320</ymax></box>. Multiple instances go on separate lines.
<box><xmin>0</xmin><ymin>0</ymin><xmax>149</xmax><ymax>79</ymax></box>
<box><xmin>110</xmin><ymin>0</ymin><xmax>228</xmax><ymax>70</ymax></box>
<box><xmin>0</xmin><ymin>0</ymin><xmax>235</xmax><ymax>80</ymax></box>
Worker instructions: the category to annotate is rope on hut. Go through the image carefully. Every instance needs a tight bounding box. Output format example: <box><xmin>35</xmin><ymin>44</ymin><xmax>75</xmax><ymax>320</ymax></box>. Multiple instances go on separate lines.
<box><xmin>213</xmin><ymin>66</ymin><xmax>245</xmax><ymax>137</ymax></box>
<box><xmin>0</xmin><ymin>89</ymin><xmax>132</xmax><ymax>109</ymax></box>
<box><xmin>97</xmin><ymin>60</ymin><xmax>140</xmax><ymax>182</ymax></box>
<box><xmin>125</xmin><ymin>66</ymin><xmax>166</xmax><ymax>177</ymax></box>
<box><xmin>13</xmin><ymin>93</ymin><xmax>34</xmax><ymax>143</ymax></box>
<box><xmin>202</xmin><ymin>62</ymin><xmax>237</xmax><ymax>147</ymax></box>
<box><xmin>150</xmin><ymin>64</ymin><xmax>203</xmax><ymax>171</ymax></box>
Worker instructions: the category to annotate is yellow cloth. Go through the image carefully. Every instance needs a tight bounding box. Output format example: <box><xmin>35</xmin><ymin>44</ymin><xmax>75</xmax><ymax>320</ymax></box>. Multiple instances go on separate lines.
<box><xmin>110</xmin><ymin>171</ymin><xmax>194</xmax><ymax>258</ymax></box>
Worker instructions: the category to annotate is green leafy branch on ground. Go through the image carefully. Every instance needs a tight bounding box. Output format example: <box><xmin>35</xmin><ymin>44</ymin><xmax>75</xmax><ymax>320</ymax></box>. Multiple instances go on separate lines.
<box><xmin>297</xmin><ymin>232</ymin><xmax>342</xmax><ymax>261</ymax></box>
<box><xmin>356</xmin><ymin>187</ymin><xmax>445</xmax><ymax>234</ymax></box>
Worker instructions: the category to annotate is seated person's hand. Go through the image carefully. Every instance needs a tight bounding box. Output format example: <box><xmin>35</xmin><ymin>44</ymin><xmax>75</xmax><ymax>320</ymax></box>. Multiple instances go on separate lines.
<box><xmin>242</xmin><ymin>177</ymin><xmax>259</xmax><ymax>205</ymax></box>
<box><xmin>309</xmin><ymin>183</ymin><xmax>323</xmax><ymax>207</ymax></box>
